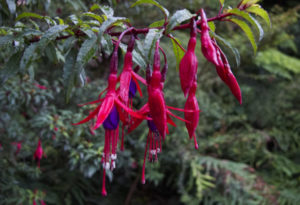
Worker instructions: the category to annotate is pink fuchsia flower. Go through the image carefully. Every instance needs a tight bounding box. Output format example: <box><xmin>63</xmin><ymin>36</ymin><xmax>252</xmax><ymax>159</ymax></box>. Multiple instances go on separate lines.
<box><xmin>40</xmin><ymin>200</ymin><xmax>46</xmax><ymax>205</ymax></box>
<box><xmin>34</xmin><ymin>83</ymin><xmax>47</xmax><ymax>90</ymax></box>
<box><xmin>34</xmin><ymin>139</ymin><xmax>43</xmax><ymax>168</ymax></box>
<box><xmin>179</xmin><ymin>18</ymin><xmax>198</xmax><ymax>97</ymax></box>
<box><xmin>200</xmin><ymin>9</ymin><xmax>220</xmax><ymax>67</ymax></box>
<box><xmin>184</xmin><ymin>80</ymin><xmax>201</xmax><ymax>149</ymax></box>
<box><xmin>33</xmin><ymin>200</ymin><xmax>37</xmax><ymax>205</ymax></box>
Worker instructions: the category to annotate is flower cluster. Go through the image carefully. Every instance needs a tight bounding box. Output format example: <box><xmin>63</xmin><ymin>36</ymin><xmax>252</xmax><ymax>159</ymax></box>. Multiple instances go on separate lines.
<box><xmin>74</xmin><ymin>9</ymin><xmax>243</xmax><ymax>196</ymax></box>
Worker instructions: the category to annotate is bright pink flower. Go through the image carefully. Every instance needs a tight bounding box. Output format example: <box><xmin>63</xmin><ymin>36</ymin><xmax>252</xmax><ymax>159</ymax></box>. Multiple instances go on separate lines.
<box><xmin>200</xmin><ymin>9</ymin><xmax>220</xmax><ymax>67</ymax></box>
<box><xmin>34</xmin><ymin>83</ymin><xmax>47</xmax><ymax>90</ymax></box>
<box><xmin>40</xmin><ymin>200</ymin><xmax>46</xmax><ymax>205</ymax></box>
<box><xmin>184</xmin><ymin>81</ymin><xmax>201</xmax><ymax>149</ymax></box>
<box><xmin>33</xmin><ymin>200</ymin><xmax>37</xmax><ymax>205</ymax></box>
<box><xmin>179</xmin><ymin>18</ymin><xmax>198</xmax><ymax>97</ymax></box>
<box><xmin>34</xmin><ymin>139</ymin><xmax>43</xmax><ymax>167</ymax></box>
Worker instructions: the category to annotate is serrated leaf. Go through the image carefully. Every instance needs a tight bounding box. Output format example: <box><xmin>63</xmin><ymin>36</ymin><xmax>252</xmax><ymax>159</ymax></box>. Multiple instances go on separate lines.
<box><xmin>149</xmin><ymin>19</ymin><xmax>165</xmax><ymax>28</ymax></box>
<box><xmin>16</xmin><ymin>12</ymin><xmax>43</xmax><ymax>21</ymax></box>
<box><xmin>212</xmin><ymin>33</ymin><xmax>240</xmax><ymax>67</ymax></box>
<box><xmin>6</xmin><ymin>0</ymin><xmax>16</xmax><ymax>14</ymax></box>
<box><xmin>131</xmin><ymin>0</ymin><xmax>169</xmax><ymax>19</ymax></box>
<box><xmin>39</xmin><ymin>25</ymin><xmax>68</xmax><ymax>47</ymax></box>
<box><xmin>100</xmin><ymin>33</ymin><xmax>113</xmax><ymax>55</ymax></box>
<box><xmin>100</xmin><ymin>6</ymin><xmax>114</xmax><ymax>17</ymax></box>
<box><xmin>246</xmin><ymin>5</ymin><xmax>271</xmax><ymax>28</ymax></box>
<box><xmin>76</xmin><ymin>34</ymin><xmax>98</xmax><ymax>71</ymax></box>
<box><xmin>120</xmin><ymin>43</ymin><xmax>147</xmax><ymax>69</ymax></box>
<box><xmin>144</xmin><ymin>29</ymin><xmax>163</xmax><ymax>63</ymax></box>
<box><xmin>230</xmin><ymin>18</ymin><xmax>257</xmax><ymax>54</ymax></box>
<box><xmin>22</xmin><ymin>29</ymin><xmax>43</xmax><ymax>37</ymax></box>
<box><xmin>170</xmin><ymin>36</ymin><xmax>185</xmax><ymax>70</ymax></box>
<box><xmin>208</xmin><ymin>22</ymin><xmax>216</xmax><ymax>32</ymax></box>
<box><xmin>0</xmin><ymin>52</ymin><xmax>22</xmax><ymax>85</ymax></box>
<box><xmin>63</xmin><ymin>48</ymin><xmax>78</xmax><ymax>103</ymax></box>
<box><xmin>166</xmin><ymin>9</ymin><xmax>194</xmax><ymax>34</ymax></box>
<box><xmin>82</xmin><ymin>12</ymin><xmax>103</xmax><ymax>23</ymax></box>
<box><xmin>228</xmin><ymin>8</ymin><xmax>264</xmax><ymax>41</ymax></box>
<box><xmin>98</xmin><ymin>17</ymin><xmax>128</xmax><ymax>38</ymax></box>
<box><xmin>20</xmin><ymin>43</ymin><xmax>38</xmax><ymax>70</ymax></box>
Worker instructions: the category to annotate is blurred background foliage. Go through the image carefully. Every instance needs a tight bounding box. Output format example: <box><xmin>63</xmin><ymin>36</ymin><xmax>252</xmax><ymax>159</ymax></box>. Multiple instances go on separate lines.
<box><xmin>0</xmin><ymin>0</ymin><xmax>300</xmax><ymax>204</ymax></box>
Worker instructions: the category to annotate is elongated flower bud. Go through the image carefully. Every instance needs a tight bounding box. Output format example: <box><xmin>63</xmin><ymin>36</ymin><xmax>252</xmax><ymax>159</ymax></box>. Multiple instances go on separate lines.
<box><xmin>184</xmin><ymin>81</ymin><xmax>200</xmax><ymax>149</ymax></box>
<box><xmin>179</xmin><ymin>18</ymin><xmax>198</xmax><ymax>97</ymax></box>
<box><xmin>34</xmin><ymin>139</ymin><xmax>43</xmax><ymax>167</ymax></box>
<box><xmin>200</xmin><ymin>9</ymin><xmax>219</xmax><ymax>67</ymax></box>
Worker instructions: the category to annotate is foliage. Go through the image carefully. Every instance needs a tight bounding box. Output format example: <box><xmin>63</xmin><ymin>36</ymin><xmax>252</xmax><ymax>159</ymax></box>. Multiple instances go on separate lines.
<box><xmin>0</xmin><ymin>0</ymin><xmax>300</xmax><ymax>205</ymax></box>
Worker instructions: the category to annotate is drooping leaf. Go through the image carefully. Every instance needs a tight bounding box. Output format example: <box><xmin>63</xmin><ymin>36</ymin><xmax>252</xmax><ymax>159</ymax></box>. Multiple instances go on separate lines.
<box><xmin>100</xmin><ymin>33</ymin><xmax>113</xmax><ymax>56</ymax></box>
<box><xmin>0</xmin><ymin>35</ymin><xmax>15</xmax><ymax>47</ymax></box>
<box><xmin>170</xmin><ymin>36</ymin><xmax>185</xmax><ymax>70</ymax></box>
<box><xmin>228</xmin><ymin>8</ymin><xmax>264</xmax><ymax>41</ymax></box>
<box><xmin>149</xmin><ymin>19</ymin><xmax>165</xmax><ymax>28</ymax></box>
<box><xmin>166</xmin><ymin>9</ymin><xmax>194</xmax><ymax>34</ymax></box>
<box><xmin>63</xmin><ymin>48</ymin><xmax>78</xmax><ymax>103</ymax></box>
<box><xmin>20</xmin><ymin>43</ymin><xmax>38</xmax><ymax>70</ymax></box>
<box><xmin>246</xmin><ymin>5</ymin><xmax>271</xmax><ymax>28</ymax></box>
<box><xmin>143</xmin><ymin>29</ymin><xmax>163</xmax><ymax>63</ymax></box>
<box><xmin>38</xmin><ymin>25</ymin><xmax>68</xmax><ymax>48</ymax></box>
<box><xmin>208</xmin><ymin>22</ymin><xmax>216</xmax><ymax>33</ymax></box>
<box><xmin>131</xmin><ymin>0</ymin><xmax>169</xmax><ymax>19</ymax></box>
<box><xmin>0</xmin><ymin>52</ymin><xmax>22</xmax><ymax>85</ymax></box>
<box><xmin>230</xmin><ymin>18</ymin><xmax>257</xmax><ymax>54</ymax></box>
<box><xmin>212</xmin><ymin>33</ymin><xmax>240</xmax><ymax>67</ymax></box>
<box><xmin>16</xmin><ymin>12</ymin><xmax>43</xmax><ymax>21</ymax></box>
<box><xmin>82</xmin><ymin>12</ymin><xmax>103</xmax><ymax>23</ymax></box>
<box><xmin>89</xmin><ymin>4</ymin><xmax>101</xmax><ymax>11</ymax></box>
<box><xmin>98</xmin><ymin>17</ymin><xmax>129</xmax><ymax>38</ymax></box>
<box><xmin>100</xmin><ymin>6</ymin><xmax>114</xmax><ymax>18</ymax></box>
<box><xmin>6</xmin><ymin>0</ymin><xmax>16</xmax><ymax>15</ymax></box>
<box><xmin>76</xmin><ymin>33</ymin><xmax>98</xmax><ymax>71</ymax></box>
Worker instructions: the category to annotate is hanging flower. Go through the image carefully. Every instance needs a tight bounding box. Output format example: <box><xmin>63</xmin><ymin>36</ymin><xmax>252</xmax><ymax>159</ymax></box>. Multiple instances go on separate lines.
<box><xmin>179</xmin><ymin>18</ymin><xmax>198</xmax><ymax>97</ymax></box>
<box><xmin>34</xmin><ymin>139</ymin><xmax>43</xmax><ymax>168</ymax></box>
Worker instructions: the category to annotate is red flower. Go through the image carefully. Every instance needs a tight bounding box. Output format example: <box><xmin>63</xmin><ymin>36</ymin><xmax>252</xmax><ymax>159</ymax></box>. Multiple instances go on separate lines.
<box><xmin>200</xmin><ymin>9</ymin><xmax>220</xmax><ymax>67</ymax></box>
<box><xmin>184</xmin><ymin>81</ymin><xmax>201</xmax><ymax>149</ymax></box>
<box><xmin>34</xmin><ymin>83</ymin><xmax>47</xmax><ymax>90</ymax></box>
<box><xmin>34</xmin><ymin>139</ymin><xmax>43</xmax><ymax>168</ymax></box>
<box><xmin>179</xmin><ymin>18</ymin><xmax>198</xmax><ymax>97</ymax></box>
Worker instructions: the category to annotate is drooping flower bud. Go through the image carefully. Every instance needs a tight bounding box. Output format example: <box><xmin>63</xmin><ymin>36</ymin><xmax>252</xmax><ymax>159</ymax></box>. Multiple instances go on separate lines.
<box><xmin>200</xmin><ymin>9</ymin><xmax>220</xmax><ymax>67</ymax></box>
<box><xmin>179</xmin><ymin>18</ymin><xmax>198</xmax><ymax>97</ymax></box>
<box><xmin>34</xmin><ymin>139</ymin><xmax>43</xmax><ymax>168</ymax></box>
<box><xmin>184</xmin><ymin>80</ymin><xmax>200</xmax><ymax>149</ymax></box>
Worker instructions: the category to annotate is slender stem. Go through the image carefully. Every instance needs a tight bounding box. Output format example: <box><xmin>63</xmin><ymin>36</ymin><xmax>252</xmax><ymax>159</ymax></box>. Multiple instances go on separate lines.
<box><xmin>166</xmin><ymin>34</ymin><xmax>186</xmax><ymax>52</ymax></box>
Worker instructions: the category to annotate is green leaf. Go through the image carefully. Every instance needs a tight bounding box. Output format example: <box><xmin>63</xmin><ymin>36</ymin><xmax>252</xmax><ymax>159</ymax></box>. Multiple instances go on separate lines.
<box><xmin>131</xmin><ymin>0</ymin><xmax>169</xmax><ymax>19</ymax></box>
<box><xmin>143</xmin><ymin>29</ymin><xmax>163</xmax><ymax>63</ymax></box>
<box><xmin>219</xmin><ymin>0</ymin><xmax>225</xmax><ymax>6</ymax></box>
<box><xmin>149</xmin><ymin>19</ymin><xmax>165</xmax><ymax>28</ymax></box>
<box><xmin>120</xmin><ymin>43</ymin><xmax>147</xmax><ymax>69</ymax></box>
<box><xmin>0</xmin><ymin>35</ymin><xmax>15</xmax><ymax>47</ymax></box>
<box><xmin>98</xmin><ymin>17</ymin><xmax>128</xmax><ymax>38</ymax></box>
<box><xmin>230</xmin><ymin>18</ymin><xmax>257</xmax><ymax>54</ymax></box>
<box><xmin>100</xmin><ymin>6</ymin><xmax>114</xmax><ymax>18</ymax></box>
<box><xmin>76</xmin><ymin>33</ymin><xmax>98</xmax><ymax>71</ymax></box>
<box><xmin>89</xmin><ymin>4</ymin><xmax>101</xmax><ymax>11</ymax></box>
<box><xmin>212</xmin><ymin>33</ymin><xmax>240</xmax><ymax>67</ymax></box>
<box><xmin>20</xmin><ymin>43</ymin><xmax>38</xmax><ymax>70</ymax></box>
<box><xmin>0</xmin><ymin>52</ymin><xmax>22</xmax><ymax>85</ymax></box>
<box><xmin>38</xmin><ymin>25</ymin><xmax>68</xmax><ymax>47</ymax></box>
<box><xmin>228</xmin><ymin>8</ymin><xmax>264</xmax><ymax>41</ymax></box>
<box><xmin>100</xmin><ymin>33</ymin><xmax>113</xmax><ymax>55</ymax></box>
<box><xmin>170</xmin><ymin>36</ymin><xmax>185</xmax><ymax>70</ymax></box>
<box><xmin>208</xmin><ymin>22</ymin><xmax>216</xmax><ymax>33</ymax></box>
<box><xmin>241</xmin><ymin>0</ymin><xmax>260</xmax><ymax>5</ymax></box>
<box><xmin>6</xmin><ymin>0</ymin><xmax>16</xmax><ymax>14</ymax></box>
<box><xmin>166</xmin><ymin>9</ymin><xmax>194</xmax><ymax>34</ymax></box>
<box><xmin>63</xmin><ymin>48</ymin><xmax>78</xmax><ymax>103</ymax></box>
<box><xmin>16</xmin><ymin>12</ymin><xmax>43</xmax><ymax>21</ymax></box>
<box><xmin>82</xmin><ymin>12</ymin><xmax>103</xmax><ymax>23</ymax></box>
<box><xmin>246</xmin><ymin>5</ymin><xmax>271</xmax><ymax>28</ymax></box>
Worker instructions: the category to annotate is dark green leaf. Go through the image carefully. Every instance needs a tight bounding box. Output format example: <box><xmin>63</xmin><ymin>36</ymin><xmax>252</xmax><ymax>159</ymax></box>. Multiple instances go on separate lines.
<box><xmin>38</xmin><ymin>25</ymin><xmax>68</xmax><ymax>48</ymax></box>
<box><xmin>98</xmin><ymin>17</ymin><xmax>128</xmax><ymax>38</ymax></box>
<box><xmin>100</xmin><ymin>33</ymin><xmax>113</xmax><ymax>55</ymax></box>
<box><xmin>144</xmin><ymin>29</ymin><xmax>163</xmax><ymax>63</ymax></box>
<box><xmin>20</xmin><ymin>43</ymin><xmax>38</xmax><ymax>70</ymax></box>
<box><xmin>0</xmin><ymin>52</ymin><xmax>22</xmax><ymax>85</ymax></box>
<box><xmin>100</xmin><ymin>6</ymin><xmax>114</xmax><ymax>17</ymax></box>
<box><xmin>6</xmin><ymin>0</ymin><xmax>16</xmax><ymax>14</ymax></box>
<box><xmin>63</xmin><ymin>48</ymin><xmax>78</xmax><ymax>103</ymax></box>
<box><xmin>131</xmin><ymin>0</ymin><xmax>169</xmax><ymax>19</ymax></box>
<box><xmin>0</xmin><ymin>35</ymin><xmax>15</xmax><ymax>47</ymax></box>
<box><xmin>230</xmin><ymin>18</ymin><xmax>257</xmax><ymax>54</ymax></box>
<box><xmin>166</xmin><ymin>9</ymin><xmax>194</xmax><ymax>34</ymax></box>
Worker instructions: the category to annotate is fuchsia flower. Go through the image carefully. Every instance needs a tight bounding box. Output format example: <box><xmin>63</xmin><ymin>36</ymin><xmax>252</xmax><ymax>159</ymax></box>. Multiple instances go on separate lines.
<box><xmin>215</xmin><ymin>45</ymin><xmax>242</xmax><ymax>104</ymax></box>
<box><xmin>179</xmin><ymin>18</ymin><xmax>198</xmax><ymax>97</ymax></box>
<box><xmin>184</xmin><ymin>80</ymin><xmax>201</xmax><ymax>149</ymax></box>
<box><xmin>200</xmin><ymin>9</ymin><xmax>220</xmax><ymax>67</ymax></box>
<box><xmin>12</xmin><ymin>141</ymin><xmax>22</xmax><ymax>156</ymax></box>
<box><xmin>34</xmin><ymin>139</ymin><xmax>43</xmax><ymax>167</ymax></box>
<box><xmin>34</xmin><ymin>83</ymin><xmax>47</xmax><ymax>90</ymax></box>
<box><xmin>40</xmin><ymin>200</ymin><xmax>46</xmax><ymax>205</ymax></box>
